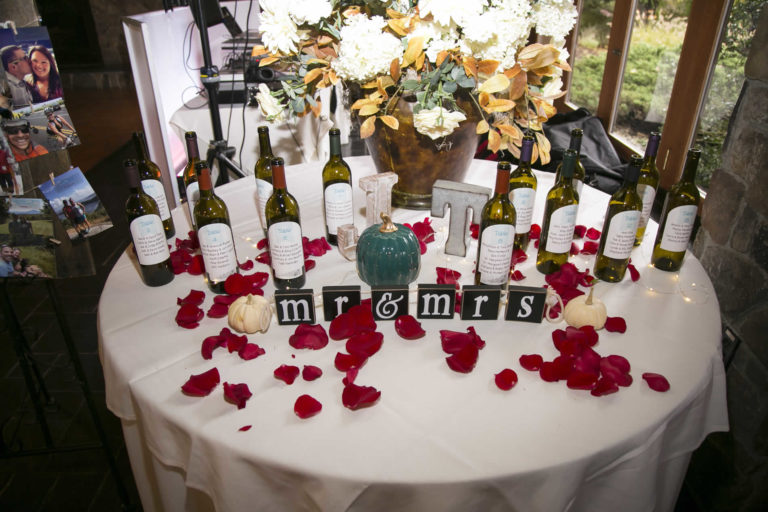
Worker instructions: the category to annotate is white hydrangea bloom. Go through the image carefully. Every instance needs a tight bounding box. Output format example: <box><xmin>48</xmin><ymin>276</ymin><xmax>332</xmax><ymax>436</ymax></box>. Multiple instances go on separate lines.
<box><xmin>460</xmin><ymin>1</ymin><xmax>533</xmax><ymax>69</ymax></box>
<box><xmin>418</xmin><ymin>0</ymin><xmax>485</xmax><ymax>27</ymax></box>
<box><xmin>260</xmin><ymin>0</ymin><xmax>303</xmax><ymax>54</ymax></box>
<box><xmin>532</xmin><ymin>0</ymin><xmax>578</xmax><ymax>40</ymax></box>
<box><xmin>413</xmin><ymin>106</ymin><xmax>467</xmax><ymax>139</ymax></box>
<box><xmin>410</xmin><ymin>20</ymin><xmax>460</xmax><ymax>62</ymax></box>
<box><xmin>255</xmin><ymin>83</ymin><xmax>287</xmax><ymax>122</ymax></box>
<box><xmin>288</xmin><ymin>0</ymin><xmax>332</xmax><ymax>25</ymax></box>
<box><xmin>332</xmin><ymin>15</ymin><xmax>404</xmax><ymax>82</ymax></box>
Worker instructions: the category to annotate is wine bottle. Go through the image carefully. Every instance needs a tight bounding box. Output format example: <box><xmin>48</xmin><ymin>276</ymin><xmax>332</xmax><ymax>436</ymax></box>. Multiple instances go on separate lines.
<box><xmin>322</xmin><ymin>127</ymin><xmax>354</xmax><ymax>245</ymax></box>
<box><xmin>254</xmin><ymin>126</ymin><xmax>274</xmax><ymax>234</ymax></box>
<box><xmin>182</xmin><ymin>131</ymin><xmax>202</xmax><ymax>228</ymax></box>
<box><xmin>537</xmin><ymin>149</ymin><xmax>579</xmax><ymax>274</ymax></box>
<box><xmin>508</xmin><ymin>134</ymin><xmax>537</xmax><ymax>252</ymax></box>
<box><xmin>651</xmin><ymin>148</ymin><xmax>702</xmax><ymax>272</ymax></box>
<box><xmin>123</xmin><ymin>159</ymin><xmax>174</xmax><ymax>287</ymax></box>
<box><xmin>555</xmin><ymin>128</ymin><xmax>586</xmax><ymax>199</ymax></box>
<box><xmin>133</xmin><ymin>131</ymin><xmax>175</xmax><ymax>239</ymax></box>
<box><xmin>475</xmin><ymin>161</ymin><xmax>516</xmax><ymax>286</ymax></box>
<box><xmin>634</xmin><ymin>131</ymin><xmax>661</xmax><ymax>246</ymax></box>
<box><xmin>265</xmin><ymin>157</ymin><xmax>306</xmax><ymax>289</ymax></box>
<box><xmin>593</xmin><ymin>155</ymin><xmax>643</xmax><ymax>282</ymax></box>
<box><xmin>193</xmin><ymin>162</ymin><xmax>239</xmax><ymax>293</ymax></box>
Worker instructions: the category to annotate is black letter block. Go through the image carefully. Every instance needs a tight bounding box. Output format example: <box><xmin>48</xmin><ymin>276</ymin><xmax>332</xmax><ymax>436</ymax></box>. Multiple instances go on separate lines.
<box><xmin>322</xmin><ymin>285</ymin><xmax>361</xmax><ymax>322</ymax></box>
<box><xmin>460</xmin><ymin>285</ymin><xmax>501</xmax><ymax>320</ymax></box>
<box><xmin>416</xmin><ymin>284</ymin><xmax>455</xmax><ymax>319</ymax></box>
<box><xmin>504</xmin><ymin>286</ymin><xmax>546</xmax><ymax>323</ymax></box>
<box><xmin>275</xmin><ymin>289</ymin><xmax>316</xmax><ymax>325</ymax></box>
<box><xmin>371</xmin><ymin>286</ymin><xmax>409</xmax><ymax>321</ymax></box>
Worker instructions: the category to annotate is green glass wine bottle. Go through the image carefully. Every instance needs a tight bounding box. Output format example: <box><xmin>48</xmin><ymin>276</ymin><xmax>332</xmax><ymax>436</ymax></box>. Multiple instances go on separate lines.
<box><xmin>651</xmin><ymin>148</ymin><xmax>702</xmax><ymax>272</ymax></box>
<box><xmin>123</xmin><ymin>159</ymin><xmax>174</xmax><ymax>287</ymax></box>
<box><xmin>265</xmin><ymin>157</ymin><xmax>306</xmax><ymax>289</ymax></box>
<box><xmin>193</xmin><ymin>162</ymin><xmax>239</xmax><ymax>294</ymax></box>
<box><xmin>322</xmin><ymin>127</ymin><xmax>354</xmax><ymax>245</ymax></box>
<box><xmin>254</xmin><ymin>126</ymin><xmax>274</xmax><ymax>235</ymax></box>
<box><xmin>133</xmin><ymin>131</ymin><xmax>175</xmax><ymax>239</ymax></box>
<box><xmin>182</xmin><ymin>131</ymin><xmax>202</xmax><ymax>228</ymax></box>
<box><xmin>554</xmin><ymin>128</ymin><xmax>585</xmax><ymax>199</ymax></box>
<box><xmin>508</xmin><ymin>134</ymin><xmax>537</xmax><ymax>252</ymax></box>
<box><xmin>635</xmin><ymin>131</ymin><xmax>661</xmax><ymax>246</ymax></box>
<box><xmin>537</xmin><ymin>149</ymin><xmax>579</xmax><ymax>274</ymax></box>
<box><xmin>475</xmin><ymin>161</ymin><xmax>516</xmax><ymax>286</ymax></box>
<box><xmin>594</xmin><ymin>155</ymin><xmax>643</xmax><ymax>282</ymax></box>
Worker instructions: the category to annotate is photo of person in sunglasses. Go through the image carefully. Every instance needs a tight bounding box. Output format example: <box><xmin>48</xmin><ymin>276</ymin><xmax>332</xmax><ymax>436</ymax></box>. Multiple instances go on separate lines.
<box><xmin>2</xmin><ymin>118</ymin><xmax>48</xmax><ymax>161</ymax></box>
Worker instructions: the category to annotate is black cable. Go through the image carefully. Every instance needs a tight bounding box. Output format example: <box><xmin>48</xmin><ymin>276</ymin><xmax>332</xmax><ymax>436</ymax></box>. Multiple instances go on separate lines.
<box><xmin>239</xmin><ymin>0</ymin><xmax>255</xmax><ymax>172</ymax></box>
<box><xmin>182</xmin><ymin>20</ymin><xmax>206</xmax><ymax>107</ymax></box>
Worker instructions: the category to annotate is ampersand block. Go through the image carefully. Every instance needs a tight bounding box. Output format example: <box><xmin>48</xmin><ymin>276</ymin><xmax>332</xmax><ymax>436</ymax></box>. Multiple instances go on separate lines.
<box><xmin>359</xmin><ymin>172</ymin><xmax>398</xmax><ymax>227</ymax></box>
<box><xmin>431</xmin><ymin>179</ymin><xmax>490</xmax><ymax>257</ymax></box>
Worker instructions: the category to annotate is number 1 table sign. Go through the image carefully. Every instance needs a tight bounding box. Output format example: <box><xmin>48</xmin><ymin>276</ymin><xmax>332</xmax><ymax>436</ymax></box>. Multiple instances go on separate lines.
<box><xmin>431</xmin><ymin>179</ymin><xmax>491</xmax><ymax>257</ymax></box>
<box><xmin>359</xmin><ymin>172</ymin><xmax>398</xmax><ymax>227</ymax></box>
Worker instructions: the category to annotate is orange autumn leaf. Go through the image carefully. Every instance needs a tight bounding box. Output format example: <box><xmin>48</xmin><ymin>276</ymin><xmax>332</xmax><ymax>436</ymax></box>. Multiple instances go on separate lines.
<box><xmin>304</xmin><ymin>68</ymin><xmax>324</xmax><ymax>84</ymax></box>
<box><xmin>436</xmin><ymin>51</ymin><xmax>449</xmax><ymax>68</ymax></box>
<box><xmin>259</xmin><ymin>56</ymin><xmax>280</xmax><ymax>67</ymax></box>
<box><xmin>379</xmin><ymin>115</ymin><xmax>399</xmax><ymax>130</ymax></box>
<box><xmin>463</xmin><ymin>56</ymin><xmax>478</xmax><ymax>78</ymax></box>
<box><xmin>360</xmin><ymin>116</ymin><xmax>376</xmax><ymax>138</ymax></box>
<box><xmin>390</xmin><ymin>58</ymin><xmax>401</xmax><ymax>82</ymax></box>
<box><xmin>479</xmin><ymin>74</ymin><xmax>510</xmax><ymax>94</ymax></box>
<box><xmin>403</xmin><ymin>36</ymin><xmax>424</xmax><ymax>66</ymax></box>
<box><xmin>488</xmin><ymin>129</ymin><xmax>502</xmax><ymax>153</ymax></box>
<box><xmin>476</xmin><ymin>119</ymin><xmax>489</xmax><ymax>134</ymax></box>
<box><xmin>477</xmin><ymin>59</ymin><xmax>500</xmax><ymax>75</ymax></box>
<box><xmin>483</xmin><ymin>99</ymin><xmax>515</xmax><ymax>113</ymax></box>
<box><xmin>358</xmin><ymin>104</ymin><xmax>381</xmax><ymax>116</ymax></box>
<box><xmin>497</xmin><ymin>123</ymin><xmax>522</xmax><ymax>140</ymax></box>
<box><xmin>503</xmin><ymin>64</ymin><xmax>522</xmax><ymax>79</ymax></box>
<box><xmin>509</xmin><ymin>72</ymin><xmax>527</xmax><ymax>100</ymax></box>
<box><xmin>415</xmin><ymin>51</ymin><xmax>426</xmax><ymax>71</ymax></box>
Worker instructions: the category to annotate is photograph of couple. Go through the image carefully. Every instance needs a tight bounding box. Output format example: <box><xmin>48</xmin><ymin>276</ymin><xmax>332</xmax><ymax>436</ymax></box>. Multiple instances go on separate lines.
<box><xmin>0</xmin><ymin>196</ymin><xmax>56</xmax><ymax>278</ymax></box>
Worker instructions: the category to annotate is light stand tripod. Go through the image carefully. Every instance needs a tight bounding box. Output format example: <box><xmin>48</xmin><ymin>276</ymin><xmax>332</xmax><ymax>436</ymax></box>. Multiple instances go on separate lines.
<box><xmin>190</xmin><ymin>0</ymin><xmax>245</xmax><ymax>185</ymax></box>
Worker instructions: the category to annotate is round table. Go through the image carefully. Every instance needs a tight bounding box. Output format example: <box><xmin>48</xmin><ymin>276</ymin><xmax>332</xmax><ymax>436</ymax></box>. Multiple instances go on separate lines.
<box><xmin>98</xmin><ymin>156</ymin><xmax>728</xmax><ymax>512</ymax></box>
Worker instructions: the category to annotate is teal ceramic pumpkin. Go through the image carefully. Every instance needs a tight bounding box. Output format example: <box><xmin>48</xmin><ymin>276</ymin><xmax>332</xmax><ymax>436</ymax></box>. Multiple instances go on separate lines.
<box><xmin>357</xmin><ymin>213</ymin><xmax>421</xmax><ymax>286</ymax></box>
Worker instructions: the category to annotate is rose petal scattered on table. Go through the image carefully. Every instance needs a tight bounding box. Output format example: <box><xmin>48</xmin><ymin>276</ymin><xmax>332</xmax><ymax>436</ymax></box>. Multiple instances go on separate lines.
<box><xmin>605</xmin><ymin>316</ymin><xmax>627</xmax><ymax>333</ymax></box>
<box><xmin>436</xmin><ymin>267</ymin><xmax>462</xmax><ymax>289</ymax></box>
<box><xmin>256</xmin><ymin>237</ymin><xmax>268</xmax><ymax>249</ymax></box>
<box><xmin>334</xmin><ymin>352</ymin><xmax>367</xmax><ymax>372</ymax></box>
<box><xmin>329</xmin><ymin>304</ymin><xmax>377</xmax><ymax>340</ymax></box>
<box><xmin>580</xmin><ymin>241</ymin><xmax>599</xmax><ymax>255</ymax></box>
<box><xmin>239</xmin><ymin>343</ymin><xmax>266</xmax><ymax>360</ymax></box>
<box><xmin>187</xmin><ymin>255</ymin><xmax>205</xmax><ymax>275</ymax></box>
<box><xmin>227</xmin><ymin>333</ymin><xmax>248</xmax><ymax>353</ymax></box>
<box><xmin>394</xmin><ymin>314</ymin><xmax>426</xmax><ymax>340</ymax></box>
<box><xmin>342</xmin><ymin>383</ymin><xmax>380</xmax><ymax>410</ymax></box>
<box><xmin>239</xmin><ymin>425</ymin><xmax>252</xmax><ymax>431</ymax></box>
<box><xmin>511</xmin><ymin>249</ymin><xmax>528</xmax><ymax>266</ymax></box>
<box><xmin>343</xmin><ymin>368</ymin><xmax>358</xmax><ymax>386</ymax></box>
<box><xmin>224</xmin><ymin>273</ymin><xmax>249</xmax><ymax>295</ymax></box>
<box><xmin>529</xmin><ymin>224</ymin><xmax>541</xmax><ymax>240</ymax></box>
<box><xmin>446</xmin><ymin>343</ymin><xmax>479</xmax><ymax>373</ymax></box>
<box><xmin>201</xmin><ymin>334</ymin><xmax>225</xmax><ymax>360</ymax></box>
<box><xmin>302</xmin><ymin>365</ymin><xmax>322</xmax><ymax>381</ymax></box>
<box><xmin>510</xmin><ymin>270</ymin><xmax>526</xmax><ymax>281</ymax></box>
<box><xmin>574</xmin><ymin>225</ymin><xmax>587</xmax><ymax>238</ymax></box>
<box><xmin>346</xmin><ymin>331</ymin><xmax>384</xmax><ymax>358</ymax></box>
<box><xmin>519</xmin><ymin>354</ymin><xmax>543</xmax><ymax>371</ymax></box>
<box><xmin>289</xmin><ymin>324</ymin><xmax>329</xmax><ymax>350</ymax></box>
<box><xmin>255</xmin><ymin>251</ymin><xmax>271</xmax><ymax>265</ymax></box>
<box><xmin>177</xmin><ymin>289</ymin><xmax>205</xmax><ymax>306</ymax></box>
<box><xmin>567</xmin><ymin>370</ymin><xmax>599</xmax><ymax>390</ymax></box>
<box><xmin>591</xmin><ymin>377</ymin><xmax>619</xmax><ymax>397</ymax></box>
<box><xmin>495</xmin><ymin>369</ymin><xmax>518</xmax><ymax>390</ymax></box>
<box><xmin>274</xmin><ymin>364</ymin><xmax>300</xmax><ymax>385</ymax></box>
<box><xmin>207</xmin><ymin>302</ymin><xmax>229</xmax><ymax>318</ymax></box>
<box><xmin>304</xmin><ymin>259</ymin><xmax>316</xmax><ymax>271</ymax></box>
<box><xmin>213</xmin><ymin>294</ymin><xmax>240</xmax><ymax>306</ymax></box>
<box><xmin>238</xmin><ymin>259</ymin><xmax>254</xmax><ymax>271</ymax></box>
<box><xmin>469</xmin><ymin>223</ymin><xmax>479</xmax><ymax>239</ymax></box>
<box><xmin>642</xmin><ymin>372</ymin><xmax>670</xmax><ymax>392</ymax></box>
<box><xmin>628</xmin><ymin>263</ymin><xmax>640</xmax><ymax>282</ymax></box>
<box><xmin>181</xmin><ymin>368</ymin><xmax>220</xmax><ymax>396</ymax></box>
<box><xmin>294</xmin><ymin>394</ymin><xmax>323</xmax><ymax>419</ymax></box>
<box><xmin>246</xmin><ymin>271</ymin><xmax>269</xmax><ymax>289</ymax></box>
<box><xmin>570</xmin><ymin>242</ymin><xmax>580</xmax><ymax>256</ymax></box>
<box><xmin>223</xmin><ymin>382</ymin><xmax>252</xmax><ymax>409</ymax></box>
<box><xmin>176</xmin><ymin>304</ymin><xmax>203</xmax><ymax>329</ymax></box>
<box><xmin>586</xmin><ymin>227</ymin><xmax>602</xmax><ymax>240</ymax></box>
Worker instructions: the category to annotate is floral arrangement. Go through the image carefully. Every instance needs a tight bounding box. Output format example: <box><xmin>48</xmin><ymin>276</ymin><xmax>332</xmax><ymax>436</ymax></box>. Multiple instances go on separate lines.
<box><xmin>253</xmin><ymin>0</ymin><xmax>577</xmax><ymax>164</ymax></box>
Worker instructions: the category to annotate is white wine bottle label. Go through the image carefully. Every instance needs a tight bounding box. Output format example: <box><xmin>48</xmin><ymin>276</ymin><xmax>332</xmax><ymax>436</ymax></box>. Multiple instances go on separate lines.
<box><xmin>185</xmin><ymin>181</ymin><xmax>200</xmax><ymax>222</ymax></box>
<box><xmin>545</xmin><ymin>204</ymin><xmax>578</xmax><ymax>254</ymax></box>
<box><xmin>602</xmin><ymin>210</ymin><xmax>641</xmax><ymax>259</ymax></box>
<box><xmin>510</xmin><ymin>187</ymin><xmax>535</xmax><ymax>234</ymax></box>
<box><xmin>256</xmin><ymin>178</ymin><xmax>273</xmax><ymax>230</ymax></box>
<box><xmin>198</xmin><ymin>223</ymin><xmax>238</xmax><ymax>283</ymax></box>
<box><xmin>324</xmin><ymin>182</ymin><xmax>354</xmax><ymax>234</ymax></box>
<box><xmin>268</xmin><ymin>221</ymin><xmax>304</xmax><ymax>279</ymax></box>
<box><xmin>660</xmin><ymin>205</ymin><xmax>697</xmax><ymax>252</ymax></box>
<box><xmin>478</xmin><ymin>224</ymin><xmax>516</xmax><ymax>285</ymax></box>
<box><xmin>574</xmin><ymin>179</ymin><xmax>584</xmax><ymax>199</ymax></box>
<box><xmin>130</xmin><ymin>215</ymin><xmax>170</xmax><ymax>265</ymax></box>
<box><xmin>637</xmin><ymin>184</ymin><xmax>656</xmax><ymax>230</ymax></box>
<box><xmin>141</xmin><ymin>179</ymin><xmax>171</xmax><ymax>221</ymax></box>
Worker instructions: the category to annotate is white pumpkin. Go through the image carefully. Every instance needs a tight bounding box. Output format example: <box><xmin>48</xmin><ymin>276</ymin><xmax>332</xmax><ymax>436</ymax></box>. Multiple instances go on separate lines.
<box><xmin>563</xmin><ymin>287</ymin><xmax>607</xmax><ymax>330</ymax></box>
<box><xmin>228</xmin><ymin>294</ymin><xmax>272</xmax><ymax>334</ymax></box>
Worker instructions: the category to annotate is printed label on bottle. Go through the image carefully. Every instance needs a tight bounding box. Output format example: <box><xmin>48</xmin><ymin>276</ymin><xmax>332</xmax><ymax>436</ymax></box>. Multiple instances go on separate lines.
<box><xmin>574</xmin><ymin>179</ymin><xmax>584</xmax><ymax>199</ymax></box>
<box><xmin>637</xmin><ymin>184</ymin><xmax>656</xmax><ymax>230</ymax></box>
<box><xmin>660</xmin><ymin>205</ymin><xmax>697</xmax><ymax>252</ymax></box>
<box><xmin>324</xmin><ymin>183</ymin><xmax>353</xmax><ymax>234</ymax></box>
<box><xmin>198</xmin><ymin>223</ymin><xmax>238</xmax><ymax>283</ymax></box>
<box><xmin>602</xmin><ymin>210</ymin><xmax>641</xmax><ymax>259</ymax></box>
<box><xmin>268</xmin><ymin>221</ymin><xmax>304</xmax><ymax>279</ymax></box>
<box><xmin>510</xmin><ymin>187</ymin><xmax>535</xmax><ymax>234</ymax></box>
<box><xmin>256</xmin><ymin>178</ymin><xmax>273</xmax><ymax>230</ymax></box>
<box><xmin>141</xmin><ymin>179</ymin><xmax>170</xmax><ymax>221</ymax></box>
<box><xmin>185</xmin><ymin>182</ymin><xmax>200</xmax><ymax>223</ymax></box>
<box><xmin>545</xmin><ymin>204</ymin><xmax>578</xmax><ymax>254</ymax></box>
<box><xmin>130</xmin><ymin>215</ymin><xmax>169</xmax><ymax>265</ymax></box>
<box><xmin>478</xmin><ymin>224</ymin><xmax>516</xmax><ymax>285</ymax></box>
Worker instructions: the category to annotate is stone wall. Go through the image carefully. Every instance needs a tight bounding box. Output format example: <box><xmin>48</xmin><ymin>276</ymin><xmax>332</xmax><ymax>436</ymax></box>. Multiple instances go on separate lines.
<box><xmin>88</xmin><ymin>0</ymin><xmax>162</xmax><ymax>69</ymax></box>
<box><xmin>686</xmin><ymin>5</ymin><xmax>768</xmax><ymax>511</ymax></box>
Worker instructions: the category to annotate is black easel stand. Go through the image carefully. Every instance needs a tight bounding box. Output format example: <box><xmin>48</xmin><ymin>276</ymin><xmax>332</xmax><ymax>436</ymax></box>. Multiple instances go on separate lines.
<box><xmin>191</xmin><ymin>0</ymin><xmax>246</xmax><ymax>186</ymax></box>
<box><xmin>0</xmin><ymin>278</ymin><xmax>135</xmax><ymax>511</ymax></box>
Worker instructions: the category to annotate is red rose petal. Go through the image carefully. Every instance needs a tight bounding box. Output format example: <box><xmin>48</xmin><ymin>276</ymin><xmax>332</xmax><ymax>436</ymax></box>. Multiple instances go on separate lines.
<box><xmin>294</xmin><ymin>394</ymin><xmax>323</xmax><ymax>418</ymax></box>
<box><xmin>642</xmin><ymin>372</ymin><xmax>670</xmax><ymax>392</ymax></box>
<box><xmin>510</xmin><ymin>270</ymin><xmax>526</xmax><ymax>281</ymax></box>
<box><xmin>533</xmin><ymin>239</ymin><xmax>539</xmax><ymax>248</ymax></box>
<box><xmin>201</xmin><ymin>334</ymin><xmax>225</xmax><ymax>359</ymax></box>
<box><xmin>274</xmin><ymin>364</ymin><xmax>300</xmax><ymax>384</ymax></box>
<box><xmin>302</xmin><ymin>365</ymin><xmax>323</xmax><ymax>381</ymax></box>
<box><xmin>552</xmin><ymin>329</ymin><xmax>567</xmax><ymax>351</ymax></box>
<box><xmin>552</xmin><ymin>355</ymin><xmax>574</xmax><ymax>380</ymax></box>
<box><xmin>580</xmin><ymin>325</ymin><xmax>599</xmax><ymax>346</ymax></box>
<box><xmin>245</xmin><ymin>271</ymin><xmax>269</xmax><ymax>289</ymax></box>
<box><xmin>239</xmin><ymin>425</ymin><xmax>252</xmax><ymax>431</ymax></box>
<box><xmin>176</xmin><ymin>304</ymin><xmax>204</xmax><ymax>329</ymax></box>
<box><xmin>224</xmin><ymin>273</ymin><xmax>248</xmax><ymax>295</ymax></box>
<box><xmin>223</xmin><ymin>382</ymin><xmax>252</xmax><ymax>409</ymax></box>
<box><xmin>529</xmin><ymin>224</ymin><xmax>541</xmax><ymax>240</ymax></box>
<box><xmin>255</xmin><ymin>251</ymin><xmax>271</xmax><ymax>265</ymax></box>
<box><xmin>329</xmin><ymin>305</ymin><xmax>377</xmax><ymax>340</ymax></box>
<box><xmin>213</xmin><ymin>294</ymin><xmax>240</xmax><ymax>306</ymax></box>
<box><xmin>238</xmin><ymin>259</ymin><xmax>254</xmax><ymax>271</ymax></box>
<box><xmin>256</xmin><ymin>237</ymin><xmax>268</xmax><ymax>249</ymax></box>
<box><xmin>346</xmin><ymin>331</ymin><xmax>384</xmax><ymax>358</ymax></box>
<box><xmin>567</xmin><ymin>370</ymin><xmax>599</xmax><ymax>390</ymax></box>
<box><xmin>519</xmin><ymin>354</ymin><xmax>543</xmax><ymax>371</ymax></box>
<box><xmin>511</xmin><ymin>248</ymin><xmax>528</xmax><ymax>265</ymax></box>
<box><xmin>289</xmin><ymin>324</ymin><xmax>329</xmax><ymax>350</ymax></box>
<box><xmin>207</xmin><ymin>302</ymin><xmax>229</xmax><ymax>318</ymax></box>
<box><xmin>342</xmin><ymin>383</ymin><xmax>381</xmax><ymax>410</ymax></box>
<box><xmin>495</xmin><ymin>369</ymin><xmax>518</xmax><ymax>390</ymax></box>
<box><xmin>605</xmin><ymin>354</ymin><xmax>631</xmax><ymax>373</ymax></box>
<box><xmin>469</xmin><ymin>223</ymin><xmax>479</xmax><ymax>239</ymax></box>
<box><xmin>226</xmin><ymin>333</ymin><xmax>247</xmax><ymax>353</ymax></box>
<box><xmin>605</xmin><ymin>316</ymin><xmax>627</xmax><ymax>333</ymax></box>
<box><xmin>577</xmin><ymin>346</ymin><xmax>601</xmax><ymax>373</ymax></box>
<box><xmin>394</xmin><ymin>315</ymin><xmax>426</xmax><ymax>340</ymax></box>
<box><xmin>570</xmin><ymin>242</ymin><xmax>581</xmax><ymax>256</ymax></box>
<box><xmin>574</xmin><ymin>225</ymin><xmax>587</xmax><ymax>238</ymax></box>
<box><xmin>239</xmin><ymin>343</ymin><xmax>266</xmax><ymax>360</ymax></box>
<box><xmin>177</xmin><ymin>289</ymin><xmax>206</xmax><ymax>306</ymax></box>
<box><xmin>539</xmin><ymin>361</ymin><xmax>560</xmax><ymax>382</ymax></box>
<box><xmin>591</xmin><ymin>377</ymin><xmax>619</xmax><ymax>397</ymax></box>
<box><xmin>181</xmin><ymin>367</ymin><xmax>220</xmax><ymax>396</ymax></box>
<box><xmin>405</xmin><ymin>217</ymin><xmax>435</xmax><ymax>244</ymax></box>
<box><xmin>580</xmin><ymin>241</ymin><xmax>599</xmax><ymax>255</ymax></box>
<box><xmin>304</xmin><ymin>259</ymin><xmax>316</xmax><ymax>271</ymax></box>
<box><xmin>187</xmin><ymin>254</ymin><xmax>205</xmax><ymax>275</ymax></box>
<box><xmin>436</xmin><ymin>267</ymin><xmax>462</xmax><ymax>289</ymax></box>
<box><xmin>342</xmin><ymin>368</ymin><xmax>358</xmax><ymax>386</ymax></box>
<box><xmin>586</xmin><ymin>227</ymin><xmax>602</xmax><ymax>240</ymax></box>
<box><xmin>628</xmin><ymin>263</ymin><xmax>640</xmax><ymax>282</ymax></box>
<box><xmin>445</xmin><ymin>343</ymin><xmax>479</xmax><ymax>373</ymax></box>
<box><xmin>334</xmin><ymin>352</ymin><xmax>367</xmax><ymax>372</ymax></box>
<box><xmin>187</xmin><ymin>230</ymin><xmax>200</xmax><ymax>249</ymax></box>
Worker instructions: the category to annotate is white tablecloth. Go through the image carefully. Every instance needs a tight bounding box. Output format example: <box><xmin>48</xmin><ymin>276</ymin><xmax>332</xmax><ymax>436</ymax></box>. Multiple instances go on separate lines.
<box><xmin>98</xmin><ymin>157</ymin><xmax>728</xmax><ymax>512</ymax></box>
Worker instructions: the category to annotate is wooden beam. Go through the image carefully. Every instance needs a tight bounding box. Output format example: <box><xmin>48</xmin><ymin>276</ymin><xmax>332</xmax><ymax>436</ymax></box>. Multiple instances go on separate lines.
<box><xmin>555</xmin><ymin>1</ymin><xmax>582</xmax><ymax>112</ymax></box>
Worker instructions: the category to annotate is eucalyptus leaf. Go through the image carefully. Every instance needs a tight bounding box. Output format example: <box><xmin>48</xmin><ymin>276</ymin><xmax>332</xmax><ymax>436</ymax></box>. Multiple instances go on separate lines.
<box><xmin>458</xmin><ymin>76</ymin><xmax>476</xmax><ymax>89</ymax></box>
<box><xmin>416</xmin><ymin>91</ymin><xmax>427</xmax><ymax>105</ymax></box>
<box><xmin>402</xmin><ymin>80</ymin><xmax>421</xmax><ymax>90</ymax></box>
<box><xmin>450</xmin><ymin>67</ymin><xmax>462</xmax><ymax>80</ymax></box>
<box><xmin>443</xmin><ymin>81</ymin><xmax>458</xmax><ymax>94</ymax></box>
<box><xmin>291</xmin><ymin>97</ymin><xmax>305</xmax><ymax>113</ymax></box>
<box><xmin>306</xmin><ymin>95</ymin><xmax>317</xmax><ymax>107</ymax></box>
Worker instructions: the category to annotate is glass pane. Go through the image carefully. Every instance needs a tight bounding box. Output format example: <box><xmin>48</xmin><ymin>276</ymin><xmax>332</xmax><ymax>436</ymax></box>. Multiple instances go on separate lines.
<box><xmin>568</xmin><ymin>0</ymin><xmax>616</xmax><ymax>114</ymax></box>
<box><xmin>613</xmin><ymin>4</ymin><xmax>691</xmax><ymax>151</ymax></box>
<box><xmin>694</xmin><ymin>0</ymin><xmax>766</xmax><ymax>189</ymax></box>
